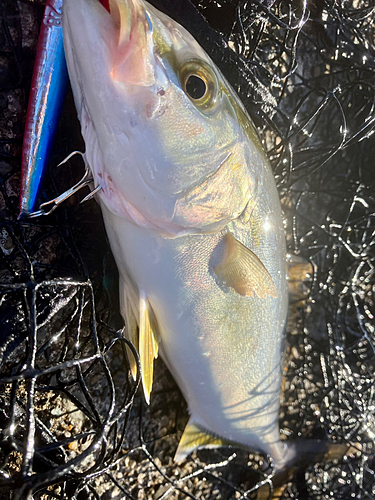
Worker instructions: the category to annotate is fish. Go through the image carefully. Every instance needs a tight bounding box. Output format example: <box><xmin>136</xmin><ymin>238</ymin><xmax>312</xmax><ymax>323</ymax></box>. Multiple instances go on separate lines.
<box><xmin>62</xmin><ymin>0</ymin><xmax>291</xmax><ymax>469</ymax></box>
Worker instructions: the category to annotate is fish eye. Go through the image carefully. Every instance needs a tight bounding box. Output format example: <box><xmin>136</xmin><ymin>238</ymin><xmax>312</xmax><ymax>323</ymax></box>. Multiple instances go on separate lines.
<box><xmin>180</xmin><ymin>60</ymin><xmax>218</xmax><ymax>110</ymax></box>
<box><xmin>185</xmin><ymin>75</ymin><xmax>207</xmax><ymax>100</ymax></box>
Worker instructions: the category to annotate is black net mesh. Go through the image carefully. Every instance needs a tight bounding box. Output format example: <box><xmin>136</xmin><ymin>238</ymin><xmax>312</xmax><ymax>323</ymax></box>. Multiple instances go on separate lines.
<box><xmin>0</xmin><ymin>0</ymin><xmax>374</xmax><ymax>498</ymax></box>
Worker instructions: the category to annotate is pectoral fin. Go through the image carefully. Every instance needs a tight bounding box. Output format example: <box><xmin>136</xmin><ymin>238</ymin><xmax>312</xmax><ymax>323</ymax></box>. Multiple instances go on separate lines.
<box><xmin>139</xmin><ymin>293</ymin><xmax>159</xmax><ymax>405</ymax></box>
<box><xmin>213</xmin><ymin>232</ymin><xmax>278</xmax><ymax>298</ymax></box>
<box><xmin>175</xmin><ymin>419</ymin><xmax>230</xmax><ymax>462</ymax></box>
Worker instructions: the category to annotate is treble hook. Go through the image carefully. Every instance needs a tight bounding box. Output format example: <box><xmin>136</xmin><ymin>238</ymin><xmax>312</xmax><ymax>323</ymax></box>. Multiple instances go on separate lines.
<box><xmin>27</xmin><ymin>151</ymin><xmax>101</xmax><ymax>218</ymax></box>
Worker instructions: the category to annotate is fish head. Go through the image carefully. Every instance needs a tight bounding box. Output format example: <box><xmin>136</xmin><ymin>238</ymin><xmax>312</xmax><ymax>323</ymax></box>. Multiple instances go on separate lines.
<box><xmin>63</xmin><ymin>0</ymin><xmax>263</xmax><ymax>235</ymax></box>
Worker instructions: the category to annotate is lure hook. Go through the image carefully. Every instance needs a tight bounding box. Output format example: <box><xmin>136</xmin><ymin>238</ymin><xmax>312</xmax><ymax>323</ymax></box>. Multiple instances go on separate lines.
<box><xmin>27</xmin><ymin>151</ymin><xmax>101</xmax><ymax>218</ymax></box>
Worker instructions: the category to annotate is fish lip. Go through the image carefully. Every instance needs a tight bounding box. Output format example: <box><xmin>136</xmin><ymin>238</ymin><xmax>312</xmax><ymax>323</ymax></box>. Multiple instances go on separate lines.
<box><xmin>108</xmin><ymin>0</ymin><xmax>136</xmax><ymax>45</ymax></box>
<box><xmin>107</xmin><ymin>0</ymin><xmax>156</xmax><ymax>86</ymax></box>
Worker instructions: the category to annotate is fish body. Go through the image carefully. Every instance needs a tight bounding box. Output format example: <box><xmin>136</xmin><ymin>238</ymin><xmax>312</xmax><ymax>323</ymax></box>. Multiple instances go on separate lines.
<box><xmin>63</xmin><ymin>0</ymin><xmax>289</xmax><ymax>468</ymax></box>
<box><xmin>20</xmin><ymin>0</ymin><xmax>68</xmax><ymax>215</ymax></box>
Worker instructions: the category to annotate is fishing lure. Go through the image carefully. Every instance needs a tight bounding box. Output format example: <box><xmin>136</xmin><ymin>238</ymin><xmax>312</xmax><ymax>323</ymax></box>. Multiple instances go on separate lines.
<box><xmin>19</xmin><ymin>0</ymin><xmax>68</xmax><ymax>216</ymax></box>
<box><xmin>19</xmin><ymin>0</ymin><xmax>110</xmax><ymax>216</ymax></box>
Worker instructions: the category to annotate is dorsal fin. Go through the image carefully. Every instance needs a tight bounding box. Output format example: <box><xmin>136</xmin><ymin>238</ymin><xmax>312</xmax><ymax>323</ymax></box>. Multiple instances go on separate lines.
<box><xmin>213</xmin><ymin>232</ymin><xmax>278</xmax><ymax>298</ymax></box>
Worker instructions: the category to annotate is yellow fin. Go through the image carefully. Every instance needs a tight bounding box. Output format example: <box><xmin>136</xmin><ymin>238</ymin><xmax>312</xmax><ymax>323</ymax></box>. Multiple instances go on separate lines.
<box><xmin>287</xmin><ymin>255</ymin><xmax>313</xmax><ymax>302</ymax></box>
<box><xmin>120</xmin><ymin>281</ymin><xmax>139</xmax><ymax>380</ymax></box>
<box><xmin>175</xmin><ymin>420</ymin><xmax>230</xmax><ymax>462</ymax></box>
<box><xmin>139</xmin><ymin>293</ymin><xmax>159</xmax><ymax>405</ymax></box>
<box><xmin>124</xmin><ymin>302</ymin><xmax>139</xmax><ymax>381</ymax></box>
<box><xmin>213</xmin><ymin>233</ymin><xmax>278</xmax><ymax>298</ymax></box>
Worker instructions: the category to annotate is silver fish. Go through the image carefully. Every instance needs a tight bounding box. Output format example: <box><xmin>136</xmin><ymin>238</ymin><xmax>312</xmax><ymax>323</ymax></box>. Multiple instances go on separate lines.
<box><xmin>63</xmin><ymin>0</ymin><xmax>290</xmax><ymax>468</ymax></box>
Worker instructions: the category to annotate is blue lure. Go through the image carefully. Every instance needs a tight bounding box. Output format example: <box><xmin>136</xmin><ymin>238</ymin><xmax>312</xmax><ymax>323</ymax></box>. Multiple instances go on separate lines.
<box><xmin>19</xmin><ymin>0</ymin><xmax>68</xmax><ymax>216</ymax></box>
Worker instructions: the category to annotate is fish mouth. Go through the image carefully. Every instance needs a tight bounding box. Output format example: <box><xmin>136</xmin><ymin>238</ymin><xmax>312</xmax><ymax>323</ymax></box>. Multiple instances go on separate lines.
<box><xmin>107</xmin><ymin>0</ymin><xmax>155</xmax><ymax>86</ymax></box>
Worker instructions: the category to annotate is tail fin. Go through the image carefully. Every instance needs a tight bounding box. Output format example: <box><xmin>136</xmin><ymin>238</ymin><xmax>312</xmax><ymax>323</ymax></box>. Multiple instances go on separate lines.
<box><xmin>257</xmin><ymin>440</ymin><xmax>360</xmax><ymax>499</ymax></box>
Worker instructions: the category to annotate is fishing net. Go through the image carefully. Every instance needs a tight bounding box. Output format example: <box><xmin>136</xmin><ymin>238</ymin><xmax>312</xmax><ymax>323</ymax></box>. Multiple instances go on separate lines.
<box><xmin>0</xmin><ymin>0</ymin><xmax>374</xmax><ymax>498</ymax></box>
